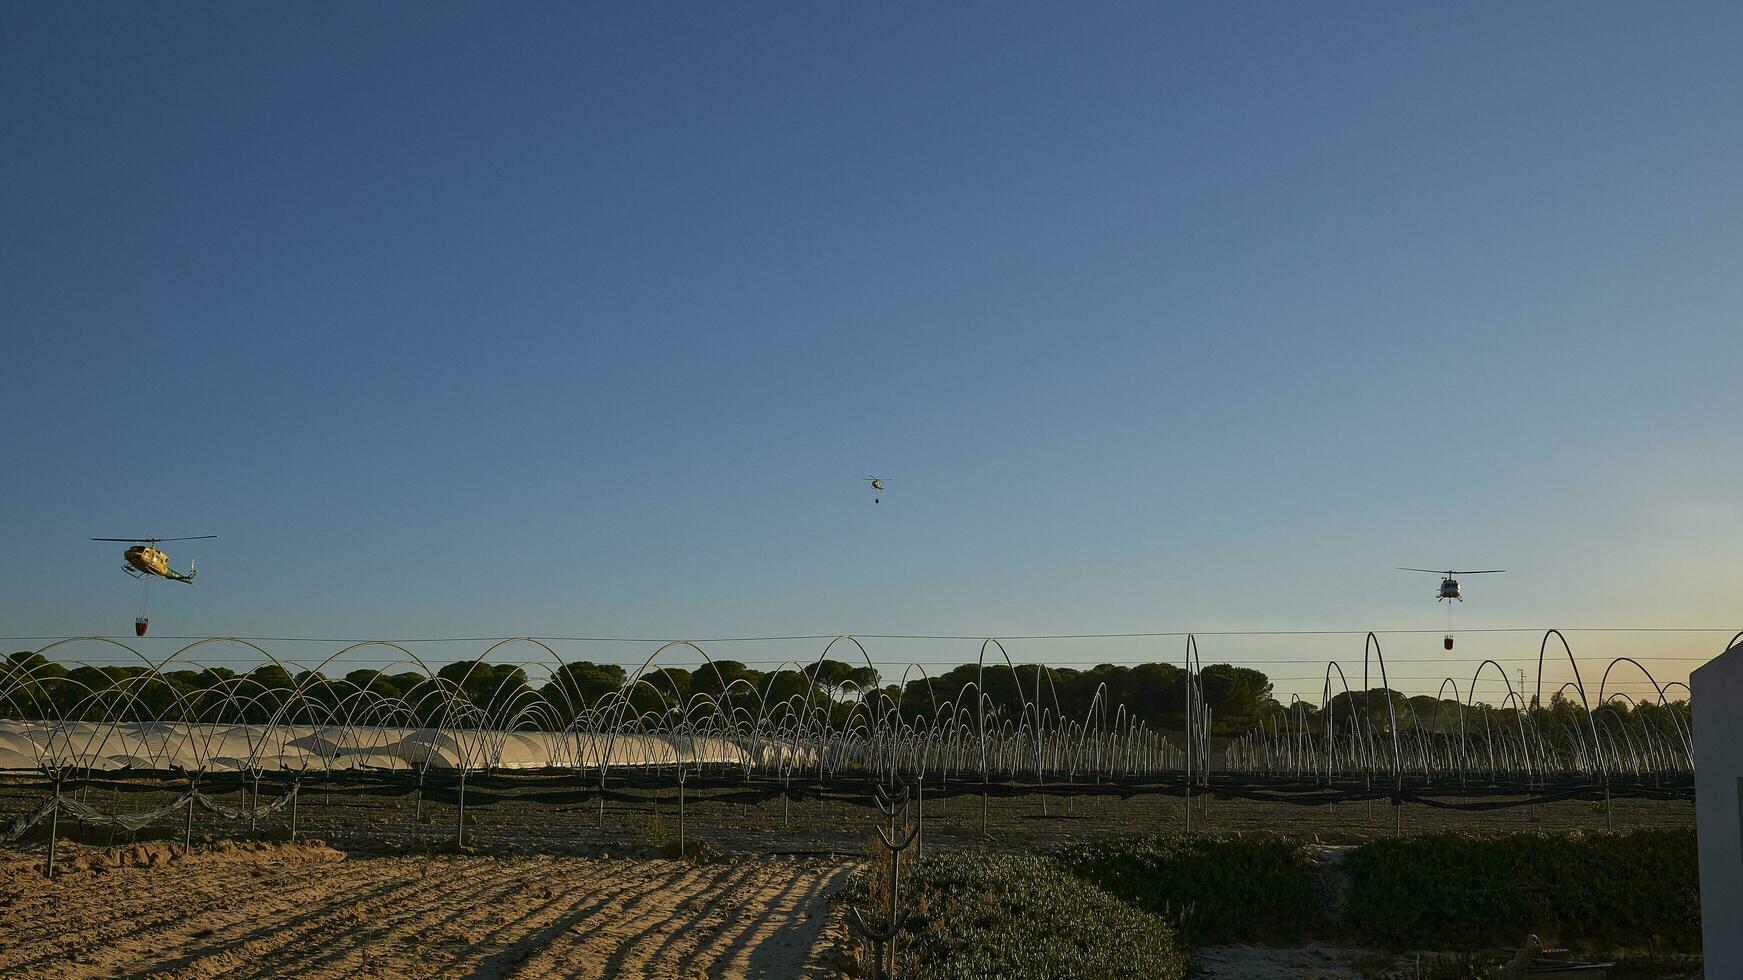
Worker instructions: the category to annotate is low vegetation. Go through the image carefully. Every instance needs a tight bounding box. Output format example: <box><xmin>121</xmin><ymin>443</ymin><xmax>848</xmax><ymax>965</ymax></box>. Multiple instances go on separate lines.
<box><xmin>870</xmin><ymin>828</ymin><xmax>1697</xmax><ymax>977</ymax></box>
<box><xmin>1343</xmin><ymin>828</ymin><xmax>1699</xmax><ymax>951</ymax></box>
<box><xmin>879</xmin><ymin>851</ymin><xmax>1189</xmax><ymax>979</ymax></box>
<box><xmin>1055</xmin><ymin>833</ymin><xmax>1323</xmax><ymax>943</ymax></box>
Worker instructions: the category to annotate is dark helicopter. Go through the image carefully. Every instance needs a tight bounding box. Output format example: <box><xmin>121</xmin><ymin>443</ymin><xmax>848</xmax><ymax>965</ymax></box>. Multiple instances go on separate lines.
<box><xmin>1398</xmin><ymin>567</ymin><xmax>1505</xmax><ymax>649</ymax></box>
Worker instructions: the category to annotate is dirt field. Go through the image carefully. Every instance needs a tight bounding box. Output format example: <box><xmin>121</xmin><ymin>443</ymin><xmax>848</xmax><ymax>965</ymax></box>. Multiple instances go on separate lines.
<box><xmin>0</xmin><ymin>776</ymin><xmax>1694</xmax><ymax>979</ymax></box>
<box><xmin>0</xmin><ymin>841</ymin><xmax>854</xmax><ymax>979</ymax></box>
<box><xmin>0</xmin><ymin>774</ymin><xmax>1693</xmax><ymax>859</ymax></box>
<box><xmin>0</xmin><ymin>784</ymin><xmax>1700</xmax><ymax>980</ymax></box>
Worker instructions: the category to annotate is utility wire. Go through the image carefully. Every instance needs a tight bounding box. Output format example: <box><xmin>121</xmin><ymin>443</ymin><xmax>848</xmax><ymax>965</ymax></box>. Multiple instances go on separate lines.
<box><xmin>20</xmin><ymin>656</ymin><xmax>1709</xmax><ymax>667</ymax></box>
<box><xmin>2</xmin><ymin>626</ymin><xmax>1738</xmax><ymax>644</ymax></box>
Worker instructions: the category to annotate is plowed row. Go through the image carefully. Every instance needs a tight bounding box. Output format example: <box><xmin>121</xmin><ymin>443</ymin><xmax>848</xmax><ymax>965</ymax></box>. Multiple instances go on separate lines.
<box><xmin>0</xmin><ymin>843</ymin><xmax>852</xmax><ymax>979</ymax></box>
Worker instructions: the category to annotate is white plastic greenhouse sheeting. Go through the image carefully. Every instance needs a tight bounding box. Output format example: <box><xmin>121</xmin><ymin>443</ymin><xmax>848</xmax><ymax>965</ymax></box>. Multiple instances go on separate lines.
<box><xmin>0</xmin><ymin>721</ymin><xmax>813</xmax><ymax>772</ymax></box>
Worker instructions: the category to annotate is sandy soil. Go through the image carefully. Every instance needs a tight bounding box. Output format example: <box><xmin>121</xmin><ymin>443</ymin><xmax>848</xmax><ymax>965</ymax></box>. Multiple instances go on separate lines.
<box><xmin>0</xmin><ymin>841</ymin><xmax>854</xmax><ymax>979</ymax></box>
<box><xmin>1191</xmin><ymin>943</ymin><xmax>1369</xmax><ymax>978</ymax></box>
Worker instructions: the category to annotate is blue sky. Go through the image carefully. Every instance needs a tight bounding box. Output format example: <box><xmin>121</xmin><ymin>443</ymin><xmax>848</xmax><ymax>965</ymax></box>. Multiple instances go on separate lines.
<box><xmin>3</xmin><ymin>3</ymin><xmax>1740</xmax><ymax>697</ymax></box>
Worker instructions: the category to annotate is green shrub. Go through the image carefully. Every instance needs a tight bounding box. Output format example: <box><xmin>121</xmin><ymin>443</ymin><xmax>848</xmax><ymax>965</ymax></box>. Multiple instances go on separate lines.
<box><xmin>1055</xmin><ymin>834</ymin><xmax>1323</xmax><ymax>943</ymax></box>
<box><xmin>1342</xmin><ymin>829</ymin><xmax>1699</xmax><ymax>951</ymax></box>
<box><xmin>890</xmin><ymin>851</ymin><xmax>1188</xmax><ymax>979</ymax></box>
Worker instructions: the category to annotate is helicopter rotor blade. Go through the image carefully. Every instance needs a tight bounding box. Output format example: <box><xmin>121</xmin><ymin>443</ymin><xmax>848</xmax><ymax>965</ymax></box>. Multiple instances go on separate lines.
<box><xmin>91</xmin><ymin>535</ymin><xmax>218</xmax><ymax>543</ymax></box>
<box><xmin>1396</xmin><ymin>568</ymin><xmax>1449</xmax><ymax>574</ymax></box>
<box><xmin>1449</xmin><ymin>569</ymin><xmax>1505</xmax><ymax>574</ymax></box>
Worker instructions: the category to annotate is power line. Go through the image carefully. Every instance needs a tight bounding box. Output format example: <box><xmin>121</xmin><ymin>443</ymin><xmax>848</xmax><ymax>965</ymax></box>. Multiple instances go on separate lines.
<box><xmin>14</xmin><ymin>656</ymin><xmax>1708</xmax><ymax>667</ymax></box>
<box><xmin>2</xmin><ymin>626</ymin><xmax>1739</xmax><ymax>644</ymax></box>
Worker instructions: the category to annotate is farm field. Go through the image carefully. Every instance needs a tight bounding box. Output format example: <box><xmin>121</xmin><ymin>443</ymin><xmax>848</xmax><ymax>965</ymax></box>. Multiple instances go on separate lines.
<box><xmin>0</xmin><ymin>841</ymin><xmax>852</xmax><ymax>979</ymax></box>
<box><xmin>0</xmin><ymin>778</ymin><xmax>1698</xmax><ymax>978</ymax></box>
<box><xmin>0</xmin><ymin>799</ymin><xmax>1702</xmax><ymax>980</ymax></box>
<box><xmin>279</xmin><ymin>789</ymin><xmax>1695</xmax><ymax>857</ymax></box>
<box><xmin>0</xmin><ymin>774</ymin><xmax>1694</xmax><ymax>858</ymax></box>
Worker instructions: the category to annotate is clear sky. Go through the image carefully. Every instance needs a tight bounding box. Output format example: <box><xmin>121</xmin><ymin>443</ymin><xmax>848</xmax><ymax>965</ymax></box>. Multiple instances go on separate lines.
<box><xmin>3</xmin><ymin>3</ymin><xmax>1740</xmax><ymax>699</ymax></box>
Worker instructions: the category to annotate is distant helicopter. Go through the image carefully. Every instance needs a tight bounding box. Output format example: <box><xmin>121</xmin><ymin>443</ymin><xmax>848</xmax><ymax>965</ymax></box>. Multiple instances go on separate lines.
<box><xmin>1398</xmin><ymin>567</ymin><xmax>1504</xmax><ymax>650</ymax></box>
<box><xmin>864</xmin><ymin>476</ymin><xmax>886</xmax><ymax>504</ymax></box>
<box><xmin>92</xmin><ymin>535</ymin><xmax>216</xmax><ymax>635</ymax></box>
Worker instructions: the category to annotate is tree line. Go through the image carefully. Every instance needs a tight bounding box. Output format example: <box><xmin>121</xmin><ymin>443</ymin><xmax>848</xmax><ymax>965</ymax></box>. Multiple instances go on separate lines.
<box><xmin>0</xmin><ymin>651</ymin><xmax>1685</xmax><ymax>739</ymax></box>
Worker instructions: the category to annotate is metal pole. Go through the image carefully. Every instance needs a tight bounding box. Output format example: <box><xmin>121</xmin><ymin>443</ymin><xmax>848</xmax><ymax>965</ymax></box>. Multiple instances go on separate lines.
<box><xmin>456</xmin><ymin>770</ymin><xmax>467</xmax><ymax>848</ymax></box>
<box><xmin>1185</xmin><ymin>671</ymin><xmax>1193</xmax><ymax>835</ymax></box>
<box><xmin>290</xmin><ymin>778</ymin><xmax>299</xmax><ymax>841</ymax></box>
<box><xmin>885</xmin><ymin>819</ymin><xmax>901</xmax><ymax>980</ymax></box>
<box><xmin>185</xmin><ymin>780</ymin><xmax>196</xmax><ymax>854</ymax></box>
<box><xmin>45</xmin><ymin>778</ymin><xmax>62</xmax><ymax>881</ymax></box>
<box><xmin>915</xmin><ymin>779</ymin><xmax>924</xmax><ymax>859</ymax></box>
<box><xmin>1035</xmin><ymin>667</ymin><xmax>1046</xmax><ymax>819</ymax></box>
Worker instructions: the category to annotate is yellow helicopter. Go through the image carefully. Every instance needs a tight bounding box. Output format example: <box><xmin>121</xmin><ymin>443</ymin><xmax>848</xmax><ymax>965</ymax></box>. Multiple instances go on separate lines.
<box><xmin>92</xmin><ymin>535</ymin><xmax>216</xmax><ymax>635</ymax></box>
<box><xmin>95</xmin><ymin>535</ymin><xmax>215</xmax><ymax>582</ymax></box>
